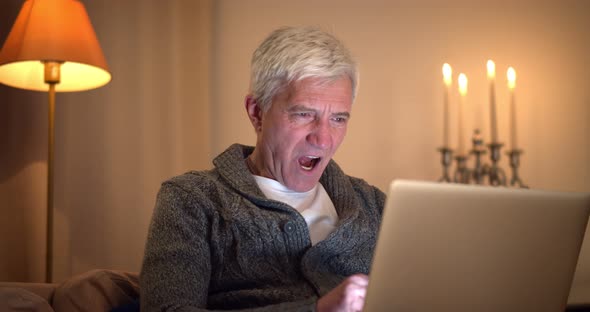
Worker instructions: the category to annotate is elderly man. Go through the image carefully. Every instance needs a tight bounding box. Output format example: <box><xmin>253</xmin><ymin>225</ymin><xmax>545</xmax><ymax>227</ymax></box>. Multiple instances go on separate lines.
<box><xmin>140</xmin><ymin>26</ymin><xmax>385</xmax><ymax>312</ymax></box>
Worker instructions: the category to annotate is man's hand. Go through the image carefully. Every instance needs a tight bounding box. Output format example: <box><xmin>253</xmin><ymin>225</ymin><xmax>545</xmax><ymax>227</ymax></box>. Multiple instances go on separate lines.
<box><xmin>316</xmin><ymin>274</ymin><xmax>369</xmax><ymax>312</ymax></box>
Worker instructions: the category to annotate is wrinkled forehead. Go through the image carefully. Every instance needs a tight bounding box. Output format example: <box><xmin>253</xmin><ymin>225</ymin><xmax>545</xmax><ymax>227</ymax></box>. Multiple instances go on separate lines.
<box><xmin>279</xmin><ymin>76</ymin><xmax>354</xmax><ymax>110</ymax></box>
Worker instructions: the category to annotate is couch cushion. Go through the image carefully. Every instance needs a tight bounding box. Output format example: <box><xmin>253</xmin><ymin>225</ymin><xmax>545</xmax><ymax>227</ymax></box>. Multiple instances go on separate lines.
<box><xmin>0</xmin><ymin>287</ymin><xmax>54</xmax><ymax>312</ymax></box>
<box><xmin>0</xmin><ymin>282</ymin><xmax>57</xmax><ymax>303</ymax></box>
<box><xmin>52</xmin><ymin>269</ymin><xmax>139</xmax><ymax>312</ymax></box>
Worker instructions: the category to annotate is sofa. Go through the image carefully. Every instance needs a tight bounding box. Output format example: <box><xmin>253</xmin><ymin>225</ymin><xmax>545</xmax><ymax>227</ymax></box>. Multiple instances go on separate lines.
<box><xmin>0</xmin><ymin>269</ymin><xmax>139</xmax><ymax>312</ymax></box>
<box><xmin>2</xmin><ymin>269</ymin><xmax>590</xmax><ymax>311</ymax></box>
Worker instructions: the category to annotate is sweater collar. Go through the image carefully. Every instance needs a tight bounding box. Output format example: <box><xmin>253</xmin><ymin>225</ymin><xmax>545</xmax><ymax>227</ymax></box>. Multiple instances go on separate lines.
<box><xmin>213</xmin><ymin>143</ymin><xmax>261</xmax><ymax>197</ymax></box>
<box><xmin>213</xmin><ymin>144</ymin><xmax>360</xmax><ymax>221</ymax></box>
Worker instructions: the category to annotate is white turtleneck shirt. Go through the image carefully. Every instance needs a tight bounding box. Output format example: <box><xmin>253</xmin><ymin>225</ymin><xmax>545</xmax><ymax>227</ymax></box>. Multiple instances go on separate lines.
<box><xmin>252</xmin><ymin>175</ymin><xmax>339</xmax><ymax>245</ymax></box>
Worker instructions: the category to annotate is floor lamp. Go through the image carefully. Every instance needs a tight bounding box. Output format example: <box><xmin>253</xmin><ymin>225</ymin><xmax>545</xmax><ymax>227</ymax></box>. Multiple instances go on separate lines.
<box><xmin>0</xmin><ymin>0</ymin><xmax>111</xmax><ymax>283</ymax></box>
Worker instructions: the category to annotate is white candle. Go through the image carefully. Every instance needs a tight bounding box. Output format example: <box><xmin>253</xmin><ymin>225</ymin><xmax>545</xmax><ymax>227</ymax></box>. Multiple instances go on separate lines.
<box><xmin>487</xmin><ymin>60</ymin><xmax>498</xmax><ymax>143</ymax></box>
<box><xmin>442</xmin><ymin>63</ymin><xmax>452</xmax><ymax>147</ymax></box>
<box><xmin>507</xmin><ymin>67</ymin><xmax>517</xmax><ymax>150</ymax></box>
<box><xmin>458</xmin><ymin>73</ymin><xmax>468</xmax><ymax>155</ymax></box>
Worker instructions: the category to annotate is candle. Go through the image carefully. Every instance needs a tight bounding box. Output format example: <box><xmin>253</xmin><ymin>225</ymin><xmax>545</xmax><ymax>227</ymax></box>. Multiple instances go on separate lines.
<box><xmin>507</xmin><ymin>67</ymin><xmax>517</xmax><ymax>150</ymax></box>
<box><xmin>442</xmin><ymin>63</ymin><xmax>452</xmax><ymax>147</ymax></box>
<box><xmin>487</xmin><ymin>60</ymin><xmax>498</xmax><ymax>143</ymax></box>
<box><xmin>458</xmin><ymin>73</ymin><xmax>468</xmax><ymax>155</ymax></box>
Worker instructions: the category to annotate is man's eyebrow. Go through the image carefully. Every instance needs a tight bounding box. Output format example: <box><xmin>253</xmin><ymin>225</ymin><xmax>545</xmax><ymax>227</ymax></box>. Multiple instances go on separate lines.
<box><xmin>332</xmin><ymin>112</ymin><xmax>351</xmax><ymax>118</ymax></box>
<box><xmin>287</xmin><ymin>105</ymin><xmax>351</xmax><ymax>117</ymax></box>
<box><xmin>286</xmin><ymin>104</ymin><xmax>315</xmax><ymax>112</ymax></box>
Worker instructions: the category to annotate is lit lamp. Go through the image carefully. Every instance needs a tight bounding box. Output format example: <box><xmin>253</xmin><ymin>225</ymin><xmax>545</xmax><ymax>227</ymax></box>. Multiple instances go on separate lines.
<box><xmin>0</xmin><ymin>0</ymin><xmax>111</xmax><ymax>282</ymax></box>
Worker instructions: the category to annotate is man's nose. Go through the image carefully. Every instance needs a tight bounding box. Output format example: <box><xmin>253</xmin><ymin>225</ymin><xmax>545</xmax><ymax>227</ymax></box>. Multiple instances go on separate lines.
<box><xmin>307</xmin><ymin>120</ymin><xmax>332</xmax><ymax>149</ymax></box>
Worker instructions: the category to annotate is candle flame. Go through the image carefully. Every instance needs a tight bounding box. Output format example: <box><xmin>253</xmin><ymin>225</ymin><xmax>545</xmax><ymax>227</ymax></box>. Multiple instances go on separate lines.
<box><xmin>487</xmin><ymin>60</ymin><xmax>496</xmax><ymax>80</ymax></box>
<box><xmin>507</xmin><ymin>67</ymin><xmax>516</xmax><ymax>90</ymax></box>
<box><xmin>442</xmin><ymin>63</ymin><xmax>452</xmax><ymax>86</ymax></box>
<box><xmin>458</xmin><ymin>73</ymin><xmax>468</xmax><ymax>96</ymax></box>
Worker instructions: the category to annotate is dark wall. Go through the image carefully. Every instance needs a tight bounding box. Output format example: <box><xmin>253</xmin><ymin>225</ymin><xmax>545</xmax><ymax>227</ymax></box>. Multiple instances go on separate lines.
<box><xmin>0</xmin><ymin>0</ymin><xmax>47</xmax><ymax>282</ymax></box>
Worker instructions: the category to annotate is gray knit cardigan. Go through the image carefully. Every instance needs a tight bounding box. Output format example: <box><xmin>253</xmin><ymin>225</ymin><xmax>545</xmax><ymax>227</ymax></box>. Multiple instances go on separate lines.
<box><xmin>140</xmin><ymin>144</ymin><xmax>385</xmax><ymax>311</ymax></box>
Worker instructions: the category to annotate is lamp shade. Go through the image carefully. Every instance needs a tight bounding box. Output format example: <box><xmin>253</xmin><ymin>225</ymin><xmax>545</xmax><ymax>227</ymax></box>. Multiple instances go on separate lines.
<box><xmin>0</xmin><ymin>0</ymin><xmax>111</xmax><ymax>92</ymax></box>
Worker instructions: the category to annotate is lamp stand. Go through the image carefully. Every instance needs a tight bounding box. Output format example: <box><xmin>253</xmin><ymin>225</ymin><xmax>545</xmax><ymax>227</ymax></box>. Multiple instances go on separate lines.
<box><xmin>0</xmin><ymin>0</ymin><xmax>111</xmax><ymax>283</ymax></box>
<box><xmin>44</xmin><ymin>61</ymin><xmax>61</xmax><ymax>283</ymax></box>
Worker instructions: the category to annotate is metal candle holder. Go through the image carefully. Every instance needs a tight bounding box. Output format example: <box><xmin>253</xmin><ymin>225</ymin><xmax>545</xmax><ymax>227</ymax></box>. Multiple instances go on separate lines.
<box><xmin>437</xmin><ymin>129</ymin><xmax>527</xmax><ymax>188</ymax></box>
<box><xmin>437</xmin><ymin>147</ymin><xmax>453</xmax><ymax>183</ymax></box>
<box><xmin>487</xmin><ymin>142</ymin><xmax>506</xmax><ymax>186</ymax></box>
<box><xmin>507</xmin><ymin>149</ymin><xmax>528</xmax><ymax>188</ymax></box>
<box><xmin>453</xmin><ymin>155</ymin><xmax>470</xmax><ymax>184</ymax></box>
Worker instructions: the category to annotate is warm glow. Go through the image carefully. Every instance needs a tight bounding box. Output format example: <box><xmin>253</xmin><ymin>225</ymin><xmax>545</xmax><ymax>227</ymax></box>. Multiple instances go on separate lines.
<box><xmin>0</xmin><ymin>60</ymin><xmax>111</xmax><ymax>92</ymax></box>
<box><xmin>458</xmin><ymin>73</ymin><xmax>468</xmax><ymax>96</ymax></box>
<box><xmin>0</xmin><ymin>0</ymin><xmax>110</xmax><ymax>92</ymax></box>
<box><xmin>442</xmin><ymin>63</ymin><xmax>452</xmax><ymax>86</ymax></box>
<box><xmin>487</xmin><ymin>60</ymin><xmax>496</xmax><ymax>80</ymax></box>
<box><xmin>507</xmin><ymin>67</ymin><xmax>516</xmax><ymax>90</ymax></box>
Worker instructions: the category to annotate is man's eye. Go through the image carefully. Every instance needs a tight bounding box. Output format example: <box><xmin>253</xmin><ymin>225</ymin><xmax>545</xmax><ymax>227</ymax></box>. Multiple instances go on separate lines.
<box><xmin>332</xmin><ymin>117</ymin><xmax>348</xmax><ymax>124</ymax></box>
<box><xmin>295</xmin><ymin>112</ymin><xmax>312</xmax><ymax>118</ymax></box>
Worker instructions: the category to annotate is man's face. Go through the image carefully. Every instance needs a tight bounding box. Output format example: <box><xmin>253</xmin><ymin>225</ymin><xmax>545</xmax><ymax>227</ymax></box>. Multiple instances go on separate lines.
<box><xmin>249</xmin><ymin>76</ymin><xmax>353</xmax><ymax>192</ymax></box>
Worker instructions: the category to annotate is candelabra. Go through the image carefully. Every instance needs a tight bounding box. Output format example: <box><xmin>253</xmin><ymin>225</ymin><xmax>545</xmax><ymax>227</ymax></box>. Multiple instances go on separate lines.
<box><xmin>437</xmin><ymin>129</ymin><xmax>528</xmax><ymax>188</ymax></box>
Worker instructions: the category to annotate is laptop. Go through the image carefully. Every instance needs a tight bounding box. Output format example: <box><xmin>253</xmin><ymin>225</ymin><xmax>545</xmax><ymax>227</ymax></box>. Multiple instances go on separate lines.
<box><xmin>364</xmin><ymin>180</ymin><xmax>590</xmax><ymax>312</ymax></box>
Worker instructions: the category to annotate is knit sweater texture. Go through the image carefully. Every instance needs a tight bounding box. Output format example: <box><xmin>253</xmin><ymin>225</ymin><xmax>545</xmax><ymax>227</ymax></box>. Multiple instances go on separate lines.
<box><xmin>140</xmin><ymin>144</ymin><xmax>385</xmax><ymax>311</ymax></box>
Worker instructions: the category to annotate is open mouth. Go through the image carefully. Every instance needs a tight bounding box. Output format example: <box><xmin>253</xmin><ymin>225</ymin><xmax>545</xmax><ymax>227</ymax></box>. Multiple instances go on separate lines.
<box><xmin>298</xmin><ymin>156</ymin><xmax>321</xmax><ymax>171</ymax></box>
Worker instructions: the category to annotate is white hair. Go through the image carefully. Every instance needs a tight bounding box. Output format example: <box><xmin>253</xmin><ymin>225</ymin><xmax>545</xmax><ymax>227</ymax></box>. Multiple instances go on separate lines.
<box><xmin>250</xmin><ymin>26</ymin><xmax>358</xmax><ymax>111</ymax></box>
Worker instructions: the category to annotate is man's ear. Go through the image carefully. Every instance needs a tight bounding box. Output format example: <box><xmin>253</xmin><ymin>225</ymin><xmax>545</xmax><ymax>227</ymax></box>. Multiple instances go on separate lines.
<box><xmin>245</xmin><ymin>95</ymin><xmax>263</xmax><ymax>132</ymax></box>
